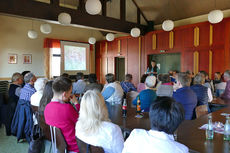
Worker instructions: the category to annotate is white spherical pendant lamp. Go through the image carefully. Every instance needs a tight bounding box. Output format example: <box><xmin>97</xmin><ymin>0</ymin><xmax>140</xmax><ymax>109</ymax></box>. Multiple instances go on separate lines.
<box><xmin>88</xmin><ymin>37</ymin><xmax>96</xmax><ymax>44</ymax></box>
<box><xmin>58</xmin><ymin>12</ymin><xmax>71</xmax><ymax>25</ymax></box>
<box><xmin>162</xmin><ymin>20</ymin><xmax>174</xmax><ymax>31</ymax></box>
<box><xmin>208</xmin><ymin>10</ymin><xmax>223</xmax><ymax>24</ymax></box>
<box><xmin>40</xmin><ymin>23</ymin><xmax>52</xmax><ymax>34</ymax></box>
<box><xmin>28</xmin><ymin>30</ymin><xmax>38</xmax><ymax>39</ymax></box>
<box><xmin>85</xmin><ymin>0</ymin><xmax>102</xmax><ymax>15</ymax></box>
<box><xmin>130</xmin><ymin>28</ymin><xmax>141</xmax><ymax>37</ymax></box>
<box><xmin>106</xmin><ymin>33</ymin><xmax>115</xmax><ymax>41</ymax></box>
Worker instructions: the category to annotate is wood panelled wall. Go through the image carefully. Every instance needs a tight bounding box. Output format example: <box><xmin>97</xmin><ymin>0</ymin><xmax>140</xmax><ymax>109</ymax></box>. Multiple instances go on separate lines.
<box><xmin>96</xmin><ymin>17</ymin><xmax>230</xmax><ymax>85</ymax></box>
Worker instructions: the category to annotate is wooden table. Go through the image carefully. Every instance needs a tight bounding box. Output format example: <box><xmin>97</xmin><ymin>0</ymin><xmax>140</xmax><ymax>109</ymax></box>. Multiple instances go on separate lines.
<box><xmin>106</xmin><ymin>103</ymin><xmax>230</xmax><ymax>153</ymax></box>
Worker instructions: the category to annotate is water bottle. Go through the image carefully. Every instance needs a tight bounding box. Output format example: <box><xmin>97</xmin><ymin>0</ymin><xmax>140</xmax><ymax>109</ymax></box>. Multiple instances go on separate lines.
<box><xmin>206</xmin><ymin>115</ymin><xmax>214</xmax><ymax>140</ymax></box>
<box><xmin>224</xmin><ymin>116</ymin><xmax>230</xmax><ymax>141</ymax></box>
<box><xmin>122</xmin><ymin>99</ymin><xmax>127</xmax><ymax>118</ymax></box>
<box><xmin>136</xmin><ymin>96</ymin><xmax>141</xmax><ymax>114</ymax></box>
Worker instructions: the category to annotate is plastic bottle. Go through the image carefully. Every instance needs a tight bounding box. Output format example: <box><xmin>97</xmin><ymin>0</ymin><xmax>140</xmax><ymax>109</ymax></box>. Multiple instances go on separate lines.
<box><xmin>122</xmin><ymin>99</ymin><xmax>127</xmax><ymax>118</ymax></box>
<box><xmin>206</xmin><ymin>115</ymin><xmax>214</xmax><ymax>140</ymax></box>
<box><xmin>224</xmin><ymin>116</ymin><xmax>230</xmax><ymax>141</ymax></box>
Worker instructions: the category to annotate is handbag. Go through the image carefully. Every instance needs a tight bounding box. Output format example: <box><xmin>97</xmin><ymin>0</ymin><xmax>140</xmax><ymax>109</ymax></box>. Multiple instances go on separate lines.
<box><xmin>28</xmin><ymin>112</ymin><xmax>44</xmax><ymax>153</ymax></box>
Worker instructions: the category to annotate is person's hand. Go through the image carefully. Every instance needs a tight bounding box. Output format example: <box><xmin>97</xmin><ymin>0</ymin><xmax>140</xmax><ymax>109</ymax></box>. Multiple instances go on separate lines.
<box><xmin>70</xmin><ymin>94</ymin><xmax>79</xmax><ymax>104</ymax></box>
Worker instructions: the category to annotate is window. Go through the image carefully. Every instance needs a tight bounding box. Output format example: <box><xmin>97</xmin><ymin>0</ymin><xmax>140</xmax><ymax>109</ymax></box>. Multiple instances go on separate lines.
<box><xmin>51</xmin><ymin>48</ymin><xmax>61</xmax><ymax>77</ymax></box>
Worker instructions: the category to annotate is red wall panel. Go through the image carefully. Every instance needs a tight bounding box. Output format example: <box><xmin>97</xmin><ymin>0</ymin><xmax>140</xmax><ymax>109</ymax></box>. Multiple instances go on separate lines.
<box><xmin>157</xmin><ymin>32</ymin><xmax>169</xmax><ymax>50</ymax></box>
<box><xmin>198</xmin><ymin>50</ymin><xmax>209</xmax><ymax>73</ymax></box>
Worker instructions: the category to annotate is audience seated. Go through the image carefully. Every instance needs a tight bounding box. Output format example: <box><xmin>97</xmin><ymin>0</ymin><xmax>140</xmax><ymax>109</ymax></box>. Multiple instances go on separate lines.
<box><xmin>76</xmin><ymin>90</ymin><xmax>124</xmax><ymax>153</ymax></box>
<box><xmin>199</xmin><ymin>71</ymin><xmax>214</xmax><ymax>92</ymax></box>
<box><xmin>137</xmin><ymin>74</ymin><xmax>148</xmax><ymax>92</ymax></box>
<box><xmin>38</xmin><ymin>81</ymin><xmax>54</xmax><ymax>114</ymax></box>
<box><xmin>11</xmin><ymin>72</ymin><xmax>36</xmax><ymax>142</ymax></box>
<box><xmin>61</xmin><ymin>73</ymin><xmax>70</xmax><ymax>78</ymax></box>
<box><xmin>214</xmin><ymin>72</ymin><xmax>226</xmax><ymax>97</ymax></box>
<box><xmin>120</xmin><ymin>74</ymin><xmax>137</xmax><ymax>94</ymax></box>
<box><xmin>84</xmin><ymin>73</ymin><xmax>103</xmax><ymax>92</ymax></box>
<box><xmin>72</xmin><ymin>72</ymin><xmax>86</xmax><ymax>95</ymax></box>
<box><xmin>102</xmin><ymin>73</ymin><xmax>124</xmax><ymax>104</ymax></box>
<box><xmin>44</xmin><ymin>77</ymin><xmax>80</xmax><ymax>153</ymax></box>
<box><xmin>173</xmin><ymin>72</ymin><xmax>197</xmax><ymax>120</ymax></box>
<box><xmin>221</xmin><ymin>70</ymin><xmax>230</xmax><ymax>100</ymax></box>
<box><xmin>190</xmin><ymin>74</ymin><xmax>210</xmax><ymax>112</ymax></box>
<box><xmin>31</xmin><ymin>78</ymin><xmax>48</xmax><ymax>107</ymax></box>
<box><xmin>132</xmin><ymin>76</ymin><xmax>157</xmax><ymax>112</ymax></box>
<box><xmin>122</xmin><ymin>97</ymin><xmax>188</xmax><ymax>153</ymax></box>
<box><xmin>5</xmin><ymin>73</ymin><xmax>23</xmax><ymax>135</ymax></box>
<box><xmin>156</xmin><ymin>74</ymin><xmax>173</xmax><ymax>97</ymax></box>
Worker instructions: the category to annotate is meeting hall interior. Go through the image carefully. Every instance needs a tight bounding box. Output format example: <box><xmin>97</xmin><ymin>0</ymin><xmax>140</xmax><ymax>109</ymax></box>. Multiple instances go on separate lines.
<box><xmin>1</xmin><ymin>0</ymin><xmax>230</xmax><ymax>153</ymax></box>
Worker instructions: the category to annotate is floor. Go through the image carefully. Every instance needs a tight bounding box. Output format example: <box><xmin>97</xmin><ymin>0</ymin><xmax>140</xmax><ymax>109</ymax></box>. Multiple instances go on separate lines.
<box><xmin>0</xmin><ymin>125</ymin><xmax>29</xmax><ymax>153</ymax></box>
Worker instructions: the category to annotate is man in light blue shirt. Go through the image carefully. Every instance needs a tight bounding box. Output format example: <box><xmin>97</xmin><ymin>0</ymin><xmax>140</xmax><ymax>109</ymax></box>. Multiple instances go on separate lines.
<box><xmin>72</xmin><ymin>72</ymin><xmax>86</xmax><ymax>94</ymax></box>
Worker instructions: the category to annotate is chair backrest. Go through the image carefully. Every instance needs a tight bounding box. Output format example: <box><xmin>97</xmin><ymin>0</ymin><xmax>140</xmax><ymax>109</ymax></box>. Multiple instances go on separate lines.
<box><xmin>50</xmin><ymin>126</ymin><xmax>67</xmax><ymax>153</ymax></box>
<box><xmin>0</xmin><ymin>81</ymin><xmax>9</xmax><ymax>95</ymax></box>
<box><xmin>126</xmin><ymin>91</ymin><xmax>139</xmax><ymax>108</ymax></box>
<box><xmin>195</xmin><ymin>105</ymin><xmax>208</xmax><ymax>118</ymax></box>
<box><xmin>76</xmin><ymin>137</ymin><xmax>104</xmax><ymax>153</ymax></box>
<box><xmin>38</xmin><ymin>113</ymin><xmax>51</xmax><ymax>141</ymax></box>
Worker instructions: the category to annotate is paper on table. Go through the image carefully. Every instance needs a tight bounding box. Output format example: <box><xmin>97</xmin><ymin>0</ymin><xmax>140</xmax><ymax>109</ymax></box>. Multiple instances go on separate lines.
<box><xmin>199</xmin><ymin>122</ymin><xmax>224</xmax><ymax>134</ymax></box>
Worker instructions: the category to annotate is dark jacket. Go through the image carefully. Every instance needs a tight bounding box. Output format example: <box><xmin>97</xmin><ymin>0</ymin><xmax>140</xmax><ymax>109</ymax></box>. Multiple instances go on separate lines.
<box><xmin>173</xmin><ymin>87</ymin><xmax>197</xmax><ymax>120</ymax></box>
<box><xmin>11</xmin><ymin>99</ymin><xmax>33</xmax><ymax>142</ymax></box>
<box><xmin>190</xmin><ymin>84</ymin><xmax>209</xmax><ymax>106</ymax></box>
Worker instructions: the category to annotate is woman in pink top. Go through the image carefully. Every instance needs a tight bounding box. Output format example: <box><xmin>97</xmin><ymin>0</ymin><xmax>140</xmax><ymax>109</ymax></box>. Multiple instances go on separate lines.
<box><xmin>44</xmin><ymin>77</ymin><xmax>80</xmax><ymax>153</ymax></box>
<box><xmin>137</xmin><ymin>74</ymin><xmax>148</xmax><ymax>92</ymax></box>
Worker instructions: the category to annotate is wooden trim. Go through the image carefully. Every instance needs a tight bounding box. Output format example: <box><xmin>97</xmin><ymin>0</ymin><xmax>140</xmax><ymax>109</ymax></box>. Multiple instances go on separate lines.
<box><xmin>209</xmin><ymin>50</ymin><xmax>212</xmax><ymax>79</ymax></box>
<box><xmin>105</xmin><ymin>42</ymin><xmax>108</xmax><ymax>55</ymax></box>
<box><xmin>169</xmin><ymin>31</ymin><xmax>174</xmax><ymax>49</ymax></box>
<box><xmin>196</xmin><ymin>27</ymin><xmax>199</xmax><ymax>47</ymax></box>
<box><xmin>131</xmin><ymin>0</ymin><xmax>149</xmax><ymax>23</ymax></box>
<box><xmin>194</xmin><ymin>27</ymin><xmax>199</xmax><ymax>47</ymax></box>
<box><xmin>0</xmin><ymin>76</ymin><xmax>46</xmax><ymax>81</ymax></box>
<box><xmin>44</xmin><ymin>48</ymin><xmax>50</xmax><ymax>79</ymax></box>
<box><xmin>100</xmin><ymin>58</ymin><xmax>102</xmax><ymax>83</ymax></box>
<box><xmin>118</xmin><ymin>40</ymin><xmax>121</xmax><ymax>54</ymax></box>
<box><xmin>139</xmin><ymin>37</ymin><xmax>141</xmax><ymax>82</ymax></box>
<box><xmin>209</xmin><ymin>25</ymin><xmax>213</xmax><ymax>46</ymax></box>
<box><xmin>152</xmin><ymin>34</ymin><xmax>157</xmax><ymax>50</ymax></box>
<box><xmin>193</xmin><ymin>51</ymin><xmax>199</xmax><ymax>74</ymax></box>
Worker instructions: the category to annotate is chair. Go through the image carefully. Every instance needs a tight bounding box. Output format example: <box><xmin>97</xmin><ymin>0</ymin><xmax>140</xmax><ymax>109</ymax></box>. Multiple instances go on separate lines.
<box><xmin>126</xmin><ymin>91</ymin><xmax>139</xmax><ymax>108</ymax></box>
<box><xmin>76</xmin><ymin>137</ymin><xmax>104</xmax><ymax>153</ymax></box>
<box><xmin>0</xmin><ymin>81</ymin><xmax>9</xmax><ymax>95</ymax></box>
<box><xmin>195</xmin><ymin>105</ymin><xmax>208</xmax><ymax>118</ymax></box>
<box><xmin>50</xmin><ymin>126</ymin><xmax>67</xmax><ymax>153</ymax></box>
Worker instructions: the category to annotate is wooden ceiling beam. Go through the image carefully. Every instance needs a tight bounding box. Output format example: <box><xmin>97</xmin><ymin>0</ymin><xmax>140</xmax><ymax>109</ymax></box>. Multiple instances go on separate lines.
<box><xmin>0</xmin><ymin>0</ymin><xmax>148</xmax><ymax>34</ymax></box>
<box><xmin>131</xmin><ymin>0</ymin><xmax>148</xmax><ymax>23</ymax></box>
<box><xmin>120</xmin><ymin>0</ymin><xmax>126</xmax><ymax>21</ymax></box>
<box><xmin>101</xmin><ymin>0</ymin><xmax>107</xmax><ymax>16</ymax></box>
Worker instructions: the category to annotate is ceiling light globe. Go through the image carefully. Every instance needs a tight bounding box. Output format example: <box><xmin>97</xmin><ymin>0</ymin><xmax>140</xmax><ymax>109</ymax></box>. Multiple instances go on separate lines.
<box><xmin>40</xmin><ymin>23</ymin><xmax>52</xmax><ymax>34</ymax></box>
<box><xmin>88</xmin><ymin>37</ymin><xmax>96</xmax><ymax>44</ymax></box>
<box><xmin>58</xmin><ymin>12</ymin><xmax>71</xmax><ymax>25</ymax></box>
<box><xmin>106</xmin><ymin>33</ymin><xmax>115</xmax><ymax>41</ymax></box>
<box><xmin>208</xmin><ymin>10</ymin><xmax>223</xmax><ymax>24</ymax></box>
<box><xmin>130</xmin><ymin>28</ymin><xmax>141</xmax><ymax>37</ymax></box>
<box><xmin>28</xmin><ymin>30</ymin><xmax>38</xmax><ymax>39</ymax></box>
<box><xmin>85</xmin><ymin>0</ymin><xmax>102</xmax><ymax>15</ymax></box>
<box><xmin>162</xmin><ymin>20</ymin><xmax>174</xmax><ymax>31</ymax></box>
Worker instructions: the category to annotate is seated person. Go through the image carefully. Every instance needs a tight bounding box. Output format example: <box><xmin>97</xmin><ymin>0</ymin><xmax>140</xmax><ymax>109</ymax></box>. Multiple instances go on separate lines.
<box><xmin>173</xmin><ymin>73</ymin><xmax>197</xmax><ymax>120</ymax></box>
<box><xmin>76</xmin><ymin>90</ymin><xmax>124</xmax><ymax>153</ymax></box>
<box><xmin>122</xmin><ymin>96</ymin><xmax>188</xmax><ymax>153</ymax></box>
<box><xmin>120</xmin><ymin>74</ymin><xmax>137</xmax><ymax>94</ymax></box>
<box><xmin>190</xmin><ymin>74</ymin><xmax>210</xmax><ymax>112</ymax></box>
<box><xmin>61</xmin><ymin>73</ymin><xmax>70</xmax><ymax>78</ymax></box>
<box><xmin>72</xmin><ymin>72</ymin><xmax>86</xmax><ymax>95</ymax></box>
<box><xmin>44</xmin><ymin>77</ymin><xmax>80</xmax><ymax>153</ymax></box>
<box><xmin>132</xmin><ymin>76</ymin><xmax>157</xmax><ymax>112</ymax></box>
<box><xmin>102</xmin><ymin>73</ymin><xmax>124</xmax><ymax>104</ymax></box>
<box><xmin>19</xmin><ymin>72</ymin><xmax>37</xmax><ymax>102</ymax></box>
<box><xmin>11</xmin><ymin>72</ymin><xmax>36</xmax><ymax>142</ymax></box>
<box><xmin>221</xmin><ymin>70</ymin><xmax>230</xmax><ymax>100</ymax></box>
<box><xmin>214</xmin><ymin>73</ymin><xmax>226</xmax><ymax>97</ymax></box>
<box><xmin>21</xmin><ymin>70</ymin><xmax>31</xmax><ymax>87</ymax></box>
<box><xmin>137</xmin><ymin>74</ymin><xmax>148</xmax><ymax>92</ymax></box>
<box><xmin>9</xmin><ymin>72</ymin><xmax>23</xmax><ymax>105</ymax></box>
<box><xmin>156</xmin><ymin>74</ymin><xmax>173</xmax><ymax>97</ymax></box>
<box><xmin>199</xmin><ymin>71</ymin><xmax>213</xmax><ymax>91</ymax></box>
<box><xmin>84</xmin><ymin>73</ymin><xmax>103</xmax><ymax>92</ymax></box>
<box><xmin>31</xmin><ymin>78</ymin><xmax>48</xmax><ymax>107</ymax></box>
<box><xmin>38</xmin><ymin>81</ymin><xmax>53</xmax><ymax>114</ymax></box>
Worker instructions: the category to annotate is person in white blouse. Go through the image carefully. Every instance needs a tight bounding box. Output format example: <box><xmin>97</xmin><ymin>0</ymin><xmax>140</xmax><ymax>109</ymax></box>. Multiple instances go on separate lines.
<box><xmin>122</xmin><ymin>96</ymin><xmax>189</xmax><ymax>153</ymax></box>
<box><xmin>76</xmin><ymin>90</ymin><xmax>124</xmax><ymax>153</ymax></box>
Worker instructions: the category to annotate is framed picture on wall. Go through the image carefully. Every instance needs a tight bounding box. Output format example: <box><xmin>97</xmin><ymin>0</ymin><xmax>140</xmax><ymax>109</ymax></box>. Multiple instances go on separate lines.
<box><xmin>23</xmin><ymin>54</ymin><xmax>32</xmax><ymax>64</ymax></box>
<box><xmin>8</xmin><ymin>54</ymin><xmax>17</xmax><ymax>64</ymax></box>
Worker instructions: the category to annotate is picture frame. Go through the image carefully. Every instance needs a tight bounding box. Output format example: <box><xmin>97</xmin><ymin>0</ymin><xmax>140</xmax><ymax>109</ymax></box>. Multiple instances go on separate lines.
<box><xmin>8</xmin><ymin>54</ymin><xmax>17</xmax><ymax>64</ymax></box>
<box><xmin>23</xmin><ymin>54</ymin><xmax>32</xmax><ymax>64</ymax></box>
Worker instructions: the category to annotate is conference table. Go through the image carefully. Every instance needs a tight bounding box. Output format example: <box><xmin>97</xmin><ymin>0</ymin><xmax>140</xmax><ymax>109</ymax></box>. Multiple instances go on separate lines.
<box><xmin>106</xmin><ymin>100</ymin><xmax>230</xmax><ymax>153</ymax></box>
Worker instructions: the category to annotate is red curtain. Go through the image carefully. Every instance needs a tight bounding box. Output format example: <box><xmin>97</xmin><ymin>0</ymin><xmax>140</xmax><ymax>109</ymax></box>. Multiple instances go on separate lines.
<box><xmin>43</xmin><ymin>38</ymin><xmax>61</xmax><ymax>48</ymax></box>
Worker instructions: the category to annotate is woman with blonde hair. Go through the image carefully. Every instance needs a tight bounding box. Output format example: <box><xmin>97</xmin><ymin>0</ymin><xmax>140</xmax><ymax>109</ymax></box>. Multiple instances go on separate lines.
<box><xmin>76</xmin><ymin>90</ymin><xmax>124</xmax><ymax>153</ymax></box>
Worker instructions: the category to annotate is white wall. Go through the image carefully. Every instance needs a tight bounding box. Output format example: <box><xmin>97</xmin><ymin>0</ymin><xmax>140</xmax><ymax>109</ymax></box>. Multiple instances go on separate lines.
<box><xmin>0</xmin><ymin>15</ymin><xmax>104</xmax><ymax>79</ymax></box>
